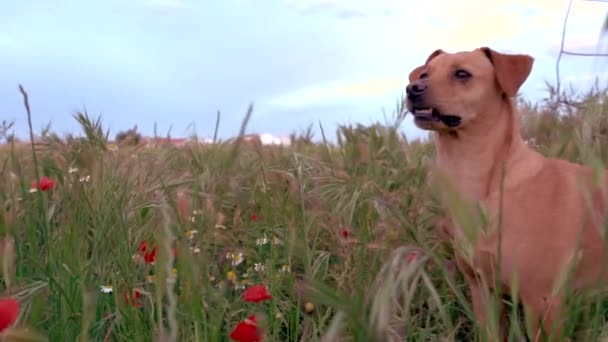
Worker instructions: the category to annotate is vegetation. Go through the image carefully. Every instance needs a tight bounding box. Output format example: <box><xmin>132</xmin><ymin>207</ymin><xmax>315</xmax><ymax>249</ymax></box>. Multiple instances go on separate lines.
<box><xmin>0</xmin><ymin>82</ymin><xmax>607</xmax><ymax>341</ymax></box>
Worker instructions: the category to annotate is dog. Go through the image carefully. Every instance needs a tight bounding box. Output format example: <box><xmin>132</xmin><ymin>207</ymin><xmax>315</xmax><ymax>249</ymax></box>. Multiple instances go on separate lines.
<box><xmin>405</xmin><ymin>47</ymin><xmax>608</xmax><ymax>341</ymax></box>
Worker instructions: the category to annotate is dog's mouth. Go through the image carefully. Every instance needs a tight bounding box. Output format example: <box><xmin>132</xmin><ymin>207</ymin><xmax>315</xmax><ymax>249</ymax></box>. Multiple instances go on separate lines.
<box><xmin>412</xmin><ymin>107</ymin><xmax>462</xmax><ymax>128</ymax></box>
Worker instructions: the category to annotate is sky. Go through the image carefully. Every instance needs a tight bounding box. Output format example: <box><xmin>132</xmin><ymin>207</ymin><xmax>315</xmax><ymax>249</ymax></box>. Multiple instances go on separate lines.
<box><xmin>1</xmin><ymin>0</ymin><xmax>608</xmax><ymax>142</ymax></box>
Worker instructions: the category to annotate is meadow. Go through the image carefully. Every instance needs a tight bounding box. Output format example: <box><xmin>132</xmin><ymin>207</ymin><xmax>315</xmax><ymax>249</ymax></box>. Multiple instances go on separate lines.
<box><xmin>0</xmin><ymin>82</ymin><xmax>608</xmax><ymax>342</ymax></box>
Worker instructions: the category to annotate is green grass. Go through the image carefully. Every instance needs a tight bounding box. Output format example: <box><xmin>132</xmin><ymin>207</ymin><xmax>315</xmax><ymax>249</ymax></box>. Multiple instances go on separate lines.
<box><xmin>0</xmin><ymin>82</ymin><xmax>608</xmax><ymax>341</ymax></box>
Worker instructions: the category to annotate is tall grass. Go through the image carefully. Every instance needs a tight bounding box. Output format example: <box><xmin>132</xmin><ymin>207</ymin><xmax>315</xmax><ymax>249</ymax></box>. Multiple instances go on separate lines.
<box><xmin>0</xmin><ymin>82</ymin><xmax>607</xmax><ymax>341</ymax></box>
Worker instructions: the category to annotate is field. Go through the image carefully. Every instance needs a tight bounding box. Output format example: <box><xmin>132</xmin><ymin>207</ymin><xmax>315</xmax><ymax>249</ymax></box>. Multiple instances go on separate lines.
<box><xmin>1</xmin><ymin>83</ymin><xmax>608</xmax><ymax>342</ymax></box>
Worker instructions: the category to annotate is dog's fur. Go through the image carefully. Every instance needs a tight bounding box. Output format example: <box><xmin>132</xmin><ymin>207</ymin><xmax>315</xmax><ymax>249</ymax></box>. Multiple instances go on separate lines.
<box><xmin>405</xmin><ymin>47</ymin><xmax>608</xmax><ymax>341</ymax></box>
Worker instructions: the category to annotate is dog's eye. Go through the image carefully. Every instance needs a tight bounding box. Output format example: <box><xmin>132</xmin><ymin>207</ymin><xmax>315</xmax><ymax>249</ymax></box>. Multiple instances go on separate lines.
<box><xmin>454</xmin><ymin>70</ymin><xmax>471</xmax><ymax>79</ymax></box>
<box><xmin>420</xmin><ymin>73</ymin><xmax>429</xmax><ymax>79</ymax></box>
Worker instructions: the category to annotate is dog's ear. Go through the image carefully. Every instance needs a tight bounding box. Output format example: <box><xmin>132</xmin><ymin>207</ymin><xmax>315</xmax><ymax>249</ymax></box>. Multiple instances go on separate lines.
<box><xmin>479</xmin><ymin>47</ymin><xmax>534</xmax><ymax>97</ymax></box>
<box><xmin>408</xmin><ymin>49</ymin><xmax>445</xmax><ymax>82</ymax></box>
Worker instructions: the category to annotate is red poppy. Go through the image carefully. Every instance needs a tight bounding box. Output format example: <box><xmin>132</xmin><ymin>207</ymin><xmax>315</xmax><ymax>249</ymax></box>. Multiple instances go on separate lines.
<box><xmin>230</xmin><ymin>315</ymin><xmax>262</xmax><ymax>342</ymax></box>
<box><xmin>243</xmin><ymin>284</ymin><xmax>272</xmax><ymax>303</ymax></box>
<box><xmin>0</xmin><ymin>298</ymin><xmax>19</xmax><ymax>331</ymax></box>
<box><xmin>123</xmin><ymin>290</ymin><xmax>143</xmax><ymax>308</ymax></box>
<box><xmin>144</xmin><ymin>246</ymin><xmax>157</xmax><ymax>264</ymax></box>
<box><xmin>31</xmin><ymin>176</ymin><xmax>55</xmax><ymax>191</ymax></box>
<box><xmin>137</xmin><ymin>240</ymin><xmax>157</xmax><ymax>264</ymax></box>
<box><xmin>138</xmin><ymin>241</ymin><xmax>148</xmax><ymax>253</ymax></box>
<box><xmin>250</xmin><ymin>214</ymin><xmax>258</xmax><ymax>222</ymax></box>
<box><xmin>340</xmin><ymin>229</ymin><xmax>349</xmax><ymax>239</ymax></box>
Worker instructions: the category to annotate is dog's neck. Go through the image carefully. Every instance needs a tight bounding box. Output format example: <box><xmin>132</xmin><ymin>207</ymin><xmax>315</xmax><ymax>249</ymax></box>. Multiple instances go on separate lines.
<box><xmin>433</xmin><ymin>99</ymin><xmax>542</xmax><ymax>201</ymax></box>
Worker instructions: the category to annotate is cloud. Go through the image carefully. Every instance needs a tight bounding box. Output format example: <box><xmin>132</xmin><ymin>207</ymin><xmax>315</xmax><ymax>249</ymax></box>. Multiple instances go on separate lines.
<box><xmin>268</xmin><ymin>0</ymin><xmax>608</xmax><ymax>110</ymax></box>
<box><xmin>268</xmin><ymin>77</ymin><xmax>404</xmax><ymax>108</ymax></box>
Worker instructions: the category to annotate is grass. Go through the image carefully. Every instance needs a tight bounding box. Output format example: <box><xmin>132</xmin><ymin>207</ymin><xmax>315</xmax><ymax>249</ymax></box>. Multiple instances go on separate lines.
<box><xmin>1</xmin><ymin>81</ymin><xmax>608</xmax><ymax>341</ymax></box>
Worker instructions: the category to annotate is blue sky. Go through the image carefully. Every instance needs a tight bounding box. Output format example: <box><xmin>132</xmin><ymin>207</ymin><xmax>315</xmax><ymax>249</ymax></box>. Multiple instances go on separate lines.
<box><xmin>1</xmin><ymin>0</ymin><xmax>608</xmax><ymax>142</ymax></box>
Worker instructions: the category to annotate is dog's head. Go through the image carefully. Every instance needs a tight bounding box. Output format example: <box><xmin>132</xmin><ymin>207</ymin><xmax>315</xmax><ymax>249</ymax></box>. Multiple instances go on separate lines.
<box><xmin>405</xmin><ymin>47</ymin><xmax>534</xmax><ymax>132</ymax></box>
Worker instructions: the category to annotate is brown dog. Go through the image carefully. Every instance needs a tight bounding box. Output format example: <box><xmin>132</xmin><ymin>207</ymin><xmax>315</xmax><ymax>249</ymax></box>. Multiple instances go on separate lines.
<box><xmin>405</xmin><ymin>47</ymin><xmax>608</xmax><ymax>341</ymax></box>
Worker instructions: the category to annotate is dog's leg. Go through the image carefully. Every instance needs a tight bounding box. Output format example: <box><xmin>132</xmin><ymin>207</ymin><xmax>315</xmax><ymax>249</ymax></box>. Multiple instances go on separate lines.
<box><xmin>522</xmin><ymin>295</ymin><xmax>566</xmax><ymax>342</ymax></box>
<box><xmin>466</xmin><ymin>276</ymin><xmax>502</xmax><ymax>341</ymax></box>
<box><xmin>459</xmin><ymin>266</ymin><xmax>507</xmax><ymax>342</ymax></box>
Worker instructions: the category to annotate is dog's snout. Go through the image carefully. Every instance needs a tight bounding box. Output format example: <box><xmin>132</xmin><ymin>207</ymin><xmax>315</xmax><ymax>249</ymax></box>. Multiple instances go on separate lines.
<box><xmin>406</xmin><ymin>81</ymin><xmax>427</xmax><ymax>100</ymax></box>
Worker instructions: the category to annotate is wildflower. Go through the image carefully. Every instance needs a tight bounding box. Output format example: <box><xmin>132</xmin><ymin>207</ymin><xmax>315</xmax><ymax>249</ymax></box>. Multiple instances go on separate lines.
<box><xmin>138</xmin><ymin>241</ymin><xmax>149</xmax><ymax>254</ymax></box>
<box><xmin>340</xmin><ymin>229</ymin><xmax>349</xmax><ymax>239</ymax></box>
<box><xmin>68</xmin><ymin>167</ymin><xmax>79</xmax><ymax>174</ymax></box>
<box><xmin>254</xmin><ymin>263</ymin><xmax>265</xmax><ymax>273</ymax></box>
<box><xmin>226</xmin><ymin>252</ymin><xmax>244</xmax><ymax>266</ymax></box>
<box><xmin>144</xmin><ymin>247</ymin><xmax>157</xmax><ymax>264</ymax></box>
<box><xmin>304</xmin><ymin>302</ymin><xmax>315</xmax><ymax>313</ymax></box>
<box><xmin>190</xmin><ymin>216</ymin><xmax>196</xmax><ymax>223</ymax></box>
<box><xmin>255</xmin><ymin>235</ymin><xmax>268</xmax><ymax>246</ymax></box>
<box><xmin>31</xmin><ymin>176</ymin><xmax>55</xmax><ymax>192</ymax></box>
<box><xmin>279</xmin><ymin>264</ymin><xmax>290</xmax><ymax>273</ymax></box>
<box><xmin>186</xmin><ymin>230</ymin><xmax>198</xmax><ymax>240</ymax></box>
<box><xmin>123</xmin><ymin>289</ymin><xmax>143</xmax><ymax>308</ymax></box>
<box><xmin>227</xmin><ymin>271</ymin><xmax>237</xmax><ymax>283</ymax></box>
<box><xmin>0</xmin><ymin>298</ymin><xmax>19</xmax><ymax>332</ymax></box>
<box><xmin>190</xmin><ymin>246</ymin><xmax>201</xmax><ymax>254</ymax></box>
<box><xmin>243</xmin><ymin>284</ymin><xmax>272</xmax><ymax>303</ymax></box>
<box><xmin>79</xmin><ymin>175</ymin><xmax>91</xmax><ymax>183</ymax></box>
<box><xmin>250</xmin><ymin>214</ymin><xmax>258</xmax><ymax>222</ymax></box>
<box><xmin>99</xmin><ymin>285</ymin><xmax>113</xmax><ymax>294</ymax></box>
<box><xmin>107</xmin><ymin>143</ymin><xmax>118</xmax><ymax>151</ymax></box>
<box><xmin>234</xmin><ymin>284</ymin><xmax>246</xmax><ymax>291</ymax></box>
<box><xmin>137</xmin><ymin>240</ymin><xmax>157</xmax><ymax>265</ymax></box>
<box><xmin>230</xmin><ymin>315</ymin><xmax>262</xmax><ymax>342</ymax></box>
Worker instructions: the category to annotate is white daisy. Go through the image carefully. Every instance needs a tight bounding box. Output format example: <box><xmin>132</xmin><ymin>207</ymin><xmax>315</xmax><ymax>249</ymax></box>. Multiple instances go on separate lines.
<box><xmin>226</xmin><ymin>252</ymin><xmax>244</xmax><ymax>266</ymax></box>
<box><xmin>254</xmin><ymin>263</ymin><xmax>265</xmax><ymax>272</ymax></box>
<box><xmin>100</xmin><ymin>285</ymin><xmax>113</xmax><ymax>294</ymax></box>
<box><xmin>255</xmin><ymin>234</ymin><xmax>269</xmax><ymax>246</ymax></box>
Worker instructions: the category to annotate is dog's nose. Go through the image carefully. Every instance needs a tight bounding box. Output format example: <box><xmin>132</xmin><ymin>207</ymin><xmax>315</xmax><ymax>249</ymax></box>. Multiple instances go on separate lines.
<box><xmin>406</xmin><ymin>81</ymin><xmax>427</xmax><ymax>100</ymax></box>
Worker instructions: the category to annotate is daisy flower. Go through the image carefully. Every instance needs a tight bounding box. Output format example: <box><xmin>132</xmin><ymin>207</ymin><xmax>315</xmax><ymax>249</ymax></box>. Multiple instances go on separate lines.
<box><xmin>226</xmin><ymin>251</ymin><xmax>244</xmax><ymax>267</ymax></box>
<box><xmin>255</xmin><ymin>235</ymin><xmax>268</xmax><ymax>246</ymax></box>
<box><xmin>100</xmin><ymin>285</ymin><xmax>113</xmax><ymax>294</ymax></box>
<box><xmin>254</xmin><ymin>263</ymin><xmax>265</xmax><ymax>273</ymax></box>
